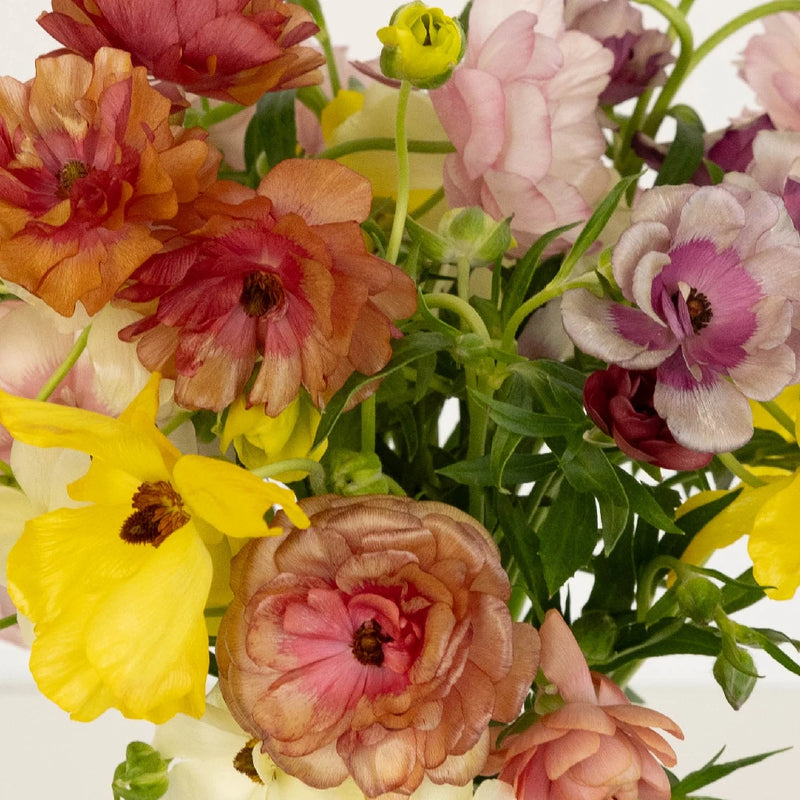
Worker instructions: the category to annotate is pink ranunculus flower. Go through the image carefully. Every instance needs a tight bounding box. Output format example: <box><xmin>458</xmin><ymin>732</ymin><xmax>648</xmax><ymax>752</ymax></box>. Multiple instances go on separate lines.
<box><xmin>216</xmin><ymin>494</ymin><xmax>540</xmax><ymax>799</ymax></box>
<box><xmin>743</xmin><ymin>129</ymin><xmax>800</xmax><ymax>231</ymax></box>
<box><xmin>430</xmin><ymin>0</ymin><xmax>615</xmax><ymax>255</ymax></box>
<box><xmin>493</xmin><ymin>610</ymin><xmax>682</xmax><ymax>800</ymax></box>
<box><xmin>561</xmin><ymin>182</ymin><xmax>800</xmax><ymax>453</ymax></box>
<box><xmin>740</xmin><ymin>13</ymin><xmax>800</xmax><ymax>131</ymax></box>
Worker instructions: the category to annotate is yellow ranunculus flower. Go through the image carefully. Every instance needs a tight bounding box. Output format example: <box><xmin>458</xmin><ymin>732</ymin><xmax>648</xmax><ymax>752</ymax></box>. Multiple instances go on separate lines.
<box><xmin>1</xmin><ymin>373</ymin><xmax>307</xmax><ymax>723</ymax></box>
<box><xmin>378</xmin><ymin>2</ymin><xmax>464</xmax><ymax>89</ymax></box>
<box><xmin>219</xmin><ymin>392</ymin><xmax>327</xmax><ymax>482</ymax></box>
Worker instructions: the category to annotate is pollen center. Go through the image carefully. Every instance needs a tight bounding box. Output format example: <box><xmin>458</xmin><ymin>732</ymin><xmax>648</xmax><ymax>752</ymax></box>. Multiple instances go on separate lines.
<box><xmin>120</xmin><ymin>480</ymin><xmax>190</xmax><ymax>547</ymax></box>
<box><xmin>352</xmin><ymin>619</ymin><xmax>393</xmax><ymax>666</ymax></box>
<box><xmin>57</xmin><ymin>159</ymin><xmax>89</xmax><ymax>194</ymax></box>
<box><xmin>233</xmin><ymin>739</ymin><xmax>265</xmax><ymax>785</ymax></box>
<box><xmin>685</xmin><ymin>288</ymin><xmax>712</xmax><ymax>332</ymax></box>
<box><xmin>240</xmin><ymin>271</ymin><xmax>286</xmax><ymax>318</ymax></box>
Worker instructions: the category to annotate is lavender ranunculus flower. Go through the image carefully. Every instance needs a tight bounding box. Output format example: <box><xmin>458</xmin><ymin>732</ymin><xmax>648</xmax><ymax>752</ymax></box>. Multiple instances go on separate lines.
<box><xmin>562</xmin><ymin>183</ymin><xmax>800</xmax><ymax>452</ymax></box>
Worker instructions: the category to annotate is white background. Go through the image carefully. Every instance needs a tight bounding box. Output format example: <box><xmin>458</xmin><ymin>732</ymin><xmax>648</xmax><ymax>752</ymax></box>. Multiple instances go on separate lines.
<box><xmin>0</xmin><ymin>1</ymin><xmax>798</xmax><ymax>798</ymax></box>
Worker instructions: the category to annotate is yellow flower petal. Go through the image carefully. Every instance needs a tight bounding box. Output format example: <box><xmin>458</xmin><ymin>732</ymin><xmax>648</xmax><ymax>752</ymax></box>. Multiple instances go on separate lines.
<box><xmin>173</xmin><ymin>454</ymin><xmax>309</xmax><ymax>536</ymax></box>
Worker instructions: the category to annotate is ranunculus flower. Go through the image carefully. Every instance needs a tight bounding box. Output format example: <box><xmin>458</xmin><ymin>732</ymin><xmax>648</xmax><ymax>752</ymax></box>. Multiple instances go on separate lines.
<box><xmin>561</xmin><ymin>182</ymin><xmax>800</xmax><ymax>452</ymax></box>
<box><xmin>584</xmin><ymin>365</ymin><xmax>713</xmax><ymax>470</ymax></box>
<box><xmin>216</xmin><ymin>494</ymin><xmax>540</xmax><ymax>798</ymax></box>
<box><xmin>430</xmin><ymin>0</ymin><xmax>615</xmax><ymax>254</ymax></box>
<box><xmin>494</xmin><ymin>610</ymin><xmax>682</xmax><ymax>800</ymax></box>
<box><xmin>38</xmin><ymin>0</ymin><xmax>324</xmax><ymax>105</ymax></box>
<box><xmin>118</xmin><ymin>159</ymin><xmax>417</xmax><ymax>415</ymax></box>
<box><xmin>565</xmin><ymin>0</ymin><xmax>672</xmax><ymax>105</ymax></box>
<box><xmin>0</xmin><ymin>373</ymin><xmax>307</xmax><ymax>722</ymax></box>
<box><xmin>0</xmin><ymin>48</ymin><xmax>218</xmax><ymax>317</ymax></box>
<box><xmin>740</xmin><ymin>13</ymin><xmax>800</xmax><ymax>131</ymax></box>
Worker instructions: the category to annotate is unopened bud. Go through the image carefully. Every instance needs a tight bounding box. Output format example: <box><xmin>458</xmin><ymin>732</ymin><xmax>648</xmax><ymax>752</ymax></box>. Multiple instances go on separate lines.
<box><xmin>676</xmin><ymin>576</ymin><xmax>721</xmax><ymax>624</ymax></box>
<box><xmin>713</xmin><ymin>649</ymin><xmax>757</xmax><ymax>710</ymax></box>
<box><xmin>111</xmin><ymin>742</ymin><xmax>170</xmax><ymax>800</ymax></box>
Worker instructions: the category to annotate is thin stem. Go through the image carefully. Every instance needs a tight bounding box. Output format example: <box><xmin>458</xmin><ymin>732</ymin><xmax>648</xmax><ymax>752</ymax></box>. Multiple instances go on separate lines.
<box><xmin>315</xmin><ymin>137</ymin><xmax>454</xmax><ymax>161</ymax></box>
<box><xmin>0</xmin><ymin>613</ymin><xmax>17</xmax><ymax>631</ymax></box>
<box><xmin>386</xmin><ymin>81</ymin><xmax>413</xmax><ymax>265</ymax></box>
<box><xmin>36</xmin><ymin>325</ymin><xmax>91</xmax><ymax>401</ymax></box>
<box><xmin>161</xmin><ymin>410</ymin><xmax>195</xmax><ymax>437</ymax></box>
<box><xmin>361</xmin><ymin>394</ymin><xmax>377</xmax><ymax>455</ymax></box>
<box><xmin>717</xmin><ymin>451</ymin><xmax>767</xmax><ymax>488</ymax></box>
<box><xmin>759</xmin><ymin>400</ymin><xmax>796</xmax><ymax>439</ymax></box>
<box><xmin>297</xmin><ymin>0</ymin><xmax>341</xmax><ymax>96</ymax></box>
<box><xmin>456</xmin><ymin>256</ymin><xmax>471</xmax><ymax>304</ymax></box>
<box><xmin>636</xmin><ymin>555</ymin><xmax>688</xmax><ymax>622</ymax></box>
<box><xmin>423</xmin><ymin>293</ymin><xmax>492</xmax><ymax>343</ymax></box>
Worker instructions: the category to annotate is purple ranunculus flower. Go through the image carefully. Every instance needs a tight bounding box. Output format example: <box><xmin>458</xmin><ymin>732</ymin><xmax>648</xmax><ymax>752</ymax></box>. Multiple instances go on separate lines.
<box><xmin>562</xmin><ymin>183</ymin><xmax>800</xmax><ymax>452</ymax></box>
<box><xmin>584</xmin><ymin>365</ymin><xmax>713</xmax><ymax>470</ymax></box>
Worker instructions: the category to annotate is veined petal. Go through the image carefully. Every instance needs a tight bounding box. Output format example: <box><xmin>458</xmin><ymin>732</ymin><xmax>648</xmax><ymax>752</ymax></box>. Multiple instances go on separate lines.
<box><xmin>173</xmin><ymin>454</ymin><xmax>309</xmax><ymax>537</ymax></box>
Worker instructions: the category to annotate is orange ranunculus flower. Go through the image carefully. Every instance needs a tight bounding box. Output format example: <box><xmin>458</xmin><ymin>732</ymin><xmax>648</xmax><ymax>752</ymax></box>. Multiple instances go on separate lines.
<box><xmin>38</xmin><ymin>0</ymin><xmax>325</xmax><ymax>105</ymax></box>
<box><xmin>0</xmin><ymin>48</ymin><xmax>219</xmax><ymax>317</ymax></box>
<box><xmin>117</xmin><ymin>159</ymin><xmax>418</xmax><ymax>415</ymax></box>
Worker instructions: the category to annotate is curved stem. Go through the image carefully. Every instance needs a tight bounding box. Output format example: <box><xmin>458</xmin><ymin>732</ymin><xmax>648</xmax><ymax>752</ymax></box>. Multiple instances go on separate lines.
<box><xmin>361</xmin><ymin>394</ymin><xmax>377</xmax><ymax>455</ymax></box>
<box><xmin>298</xmin><ymin>0</ymin><xmax>341</xmax><ymax>96</ymax></box>
<box><xmin>35</xmin><ymin>325</ymin><xmax>91</xmax><ymax>401</ymax></box>
<box><xmin>423</xmin><ymin>293</ymin><xmax>492</xmax><ymax>343</ymax></box>
<box><xmin>386</xmin><ymin>81</ymin><xmax>413</xmax><ymax>265</ymax></box>
<box><xmin>758</xmin><ymin>400</ymin><xmax>796</xmax><ymax>439</ymax></box>
<box><xmin>0</xmin><ymin>613</ymin><xmax>17</xmax><ymax>631</ymax></box>
<box><xmin>411</xmin><ymin>186</ymin><xmax>445</xmax><ymax>219</ymax></box>
<box><xmin>636</xmin><ymin>555</ymin><xmax>688</xmax><ymax>622</ymax></box>
<box><xmin>315</xmin><ymin>137</ymin><xmax>454</xmax><ymax>161</ymax></box>
<box><xmin>717</xmin><ymin>451</ymin><xmax>767</xmax><ymax>488</ymax></box>
<box><xmin>251</xmin><ymin>458</ymin><xmax>327</xmax><ymax>494</ymax></box>
<box><xmin>161</xmin><ymin>410</ymin><xmax>195</xmax><ymax>437</ymax></box>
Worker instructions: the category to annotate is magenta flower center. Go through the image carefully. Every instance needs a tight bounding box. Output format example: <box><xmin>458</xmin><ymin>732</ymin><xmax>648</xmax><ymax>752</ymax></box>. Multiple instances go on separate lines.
<box><xmin>120</xmin><ymin>480</ymin><xmax>189</xmax><ymax>548</ymax></box>
<box><xmin>57</xmin><ymin>159</ymin><xmax>90</xmax><ymax>195</ymax></box>
<box><xmin>674</xmin><ymin>286</ymin><xmax>713</xmax><ymax>333</ymax></box>
<box><xmin>239</xmin><ymin>270</ymin><xmax>286</xmax><ymax>318</ymax></box>
<box><xmin>352</xmin><ymin>618</ymin><xmax>394</xmax><ymax>666</ymax></box>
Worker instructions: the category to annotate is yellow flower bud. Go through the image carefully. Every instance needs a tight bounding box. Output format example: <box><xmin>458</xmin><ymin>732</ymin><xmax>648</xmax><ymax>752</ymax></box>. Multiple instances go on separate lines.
<box><xmin>378</xmin><ymin>2</ymin><xmax>465</xmax><ymax>89</ymax></box>
<box><xmin>220</xmin><ymin>393</ymin><xmax>327</xmax><ymax>482</ymax></box>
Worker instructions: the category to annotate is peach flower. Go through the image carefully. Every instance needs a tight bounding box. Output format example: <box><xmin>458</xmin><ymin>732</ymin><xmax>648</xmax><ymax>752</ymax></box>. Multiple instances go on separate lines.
<box><xmin>216</xmin><ymin>495</ymin><xmax>540</xmax><ymax>798</ymax></box>
<box><xmin>494</xmin><ymin>610</ymin><xmax>682</xmax><ymax>800</ymax></box>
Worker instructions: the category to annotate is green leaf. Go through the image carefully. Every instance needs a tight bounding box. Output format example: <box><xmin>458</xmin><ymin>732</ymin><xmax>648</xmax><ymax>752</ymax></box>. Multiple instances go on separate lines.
<box><xmin>510</xmin><ymin>359</ymin><xmax>586</xmax><ymax>414</ymax></box>
<box><xmin>478</xmin><ymin>392</ymin><xmax>580</xmax><ymax>437</ymax></box>
<box><xmin>614</xmin><ymin>466</ymin><xmax>682</xmax><ymax>534</ymax></box>
<box><xmin>437</xmin><ymin>453</ymin><xmax>558</xmax><ymax>486</ymax></box>
<box><xmin>243</xmin><ymin>89</ymin><xmax>297</xmax><ymax>176</ymax></box>
<box><xmin>538</xmin><ymin>481</ymin><xmax>598</xmax><ymax>595</ymax></box>
<box><xmin>655</xmin><ymin>104</ymin><xmax>706</xmax><ymax>186</ymax></box>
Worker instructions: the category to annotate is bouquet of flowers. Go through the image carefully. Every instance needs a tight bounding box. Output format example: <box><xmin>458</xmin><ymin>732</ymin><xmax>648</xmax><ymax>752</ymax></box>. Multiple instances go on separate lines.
<box><xmin>2</xmin><ymin>0</ymin><xmax>800</xmax><ymax>798</ymax></box>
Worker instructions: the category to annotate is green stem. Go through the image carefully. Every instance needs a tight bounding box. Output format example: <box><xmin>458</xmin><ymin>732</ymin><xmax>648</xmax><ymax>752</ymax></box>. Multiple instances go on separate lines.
<box><xmin>316</xmin><ymin>137</ymin><xmax>454</xmax><ymax>161</ymax></box>
<box><xmin>0</xmin><ymin>613</ymin><xmax>17</xmax><ymax>631</ymax></box>
<box><xmin>251</xmin><ymin>458</ymin><xmax>327</xmax><ymax>495</ymax></box>
<box><xmin>386</xmin><ymin>81</ymin><xmax>413</xmax><ymax>265</ymax></box>
<box><xmin>636</xmin><ymin>555</ymin><xmax>688</xmax><ymax>622</ymax></box>
<box><xmin>296</xmin><ymin>86</ymin><xmax>329</xmax><ymax>119</ymax></box>
<box><xmin>161</xmin><ymin>410</ymin><xmax>195</xmax><ymax>437</ymax></box>
<box><xmin>36</xmin><ymin>325</ymin><xmax>91</xmax><ymax>401</ymax></box>
<box><xmin>689</xmin><ymin>2</ymin><xmax>800</xmax><ymax>79</ymax></box>
<box><xmin>759</xmin><ymin>400</ymin><xmax>796</xmax><ymax>438</ymax></box>
<box><xmin>423</xmin><ymin>293</ymin><xmax>492</xmax><ymax>343</ymax></box>
<box><xmin>203</xmin><ymin>607</ymin><xmax>228</xmax><ymax>618</ymax></box>
<box><xmin>466</xmin><ymin>377</ymin><xmax>490</xmax><ymax>523</ymax></box>
<box><xmin>456</xmin><ymin>256</ymin><xmax>471</xmax><ymax>304</ymax></box>
<box><xmin>717</xmin><ymin>451</ymin><xmax>767</xmax><ymax>488</ymax></box>
<box><xmin>297</xmin><ymin>0</ymin><xmax>341</xmax><ymax>96</ymax></box>
<box><xmin>361</xmin><ymin>394</ymin><xmax>377</xmax><ymax>455</ymax></box>
<box><xmin>634</xmin><ymin>0</ymin><xmax>694</xmax><ymax>139</ymax></box>
<box><xmin>615</xmin><ymin>87</ymin><xmax>653</xmax><ymax>175</ymax></box>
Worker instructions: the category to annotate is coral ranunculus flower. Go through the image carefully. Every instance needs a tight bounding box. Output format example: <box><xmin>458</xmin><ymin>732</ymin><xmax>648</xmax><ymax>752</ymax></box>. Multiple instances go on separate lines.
<box><xmin>216</xmin><ymin>494</ymin><xmax>540</xmax><ymax>798</ymax></box>
<box><xmin>38</xmin><ymin>0</ymin><xmax>325</xmax><ymax>105</ymax></box>
<box><xmin>0</xmin><ymin>48</ymin><xmax>218</xmax><ymax>317</ymax></box>
<box><xmin>0</xmin><ymin>373</ymin><xmax>307</xmax><ymax>723</ymax></box>
<box><xmin>118</xmin><ymin>159</ymin><xmax>418</xmax><ymax>415</ymax></box>
<box><xmin>495</xmin><ymin>610</ymin><xmax>682</xmax><ymax>800</ymax></box>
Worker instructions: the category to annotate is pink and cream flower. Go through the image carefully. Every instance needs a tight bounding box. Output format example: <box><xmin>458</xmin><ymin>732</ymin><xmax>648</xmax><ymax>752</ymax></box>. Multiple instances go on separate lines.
<box><xmin>430</xmin><ymin>0</ymin><xmax>615</xmax><ymax>254</ymax></box>
<box><xmin>561</xmin><ymin>182</ymin><xmax>800</xmax><ymax>452</ymax></box>
<box><xmin>118</xmin><ymin>159</ymin><xmax>417</xmax><ymax>415</ymax></box>
<box><xmin>493</xmin><ymin>610</ymin><xmax>682</xmax><ymax>800</ymax></box>
<box><xmin>38</xmin><ymin>0</ymin><xmax>324</xmax><ymax>105</ymax></box>
<box><xmin>0</xmin><ymin>48</ymin><xmax>218</xmax><ymax>317</ymax></box>
<box><xmin>216</xmin><ymin>494</ymin><xmax>540</xmax><ymax>799</ymax></box>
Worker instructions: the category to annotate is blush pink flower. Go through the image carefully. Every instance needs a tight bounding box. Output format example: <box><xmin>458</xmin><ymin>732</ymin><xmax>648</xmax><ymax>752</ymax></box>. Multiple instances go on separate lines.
<box><xmin>743</xmin><ymin>129</ymin><xmax>800</xmax><ymax>231</ymax></box>
<box><xmin>494</xmin><ymin>610</ymin><xmax>682</xmax><ymax>800</ymax></box>
<box><xmin>430</xmin><ymin>0</ymin><xmax>615</xmax><ymax>254</ymax></box>
<box><xmin>118</xmin><ymin>159</ymin><xmax>417</xmax><ymax>415</ymax></box>
<box><xmin>740</xmin><ymin>13</ymin><xmax>800</xmax><ymax>131</ymax></box>
<box><xmin>216</xmin><ymin>494</ymin><xmax>540</xmax><ymax>798</ymax></box>
<box><xmin>561</xmin><ymin>182</ymin><xmax>800</xmax><ymax>452</ymax></box>
<box><xmin>38</xmin><ymin>0</ymin><xmax>324</xmax><ymax>105</ymax></box>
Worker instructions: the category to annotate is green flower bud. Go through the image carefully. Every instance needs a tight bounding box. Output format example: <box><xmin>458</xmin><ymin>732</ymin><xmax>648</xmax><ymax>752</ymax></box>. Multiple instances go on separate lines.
<box><xmin>112</xmin><ymin>742</ymin><xmax>170</xmax><ymax>800</ymax></box>
<box><xmin>713</xmin><ymin>649</ymin><xmax>758</xmax><ymax>710</ymax></box>
<box><xmin>378</xmin><ymin>2</ymin><xmax>465</xmax><ymax>89</ymax></box>
<box><xmin>327</xmin><ymin>449</ymin><xmax>395</xmax><ymax>496</ymax></box>
<box><xmin>675</xmin><ymin>576</ymin><xmax>722</xmax><ymax>624</ymax></box>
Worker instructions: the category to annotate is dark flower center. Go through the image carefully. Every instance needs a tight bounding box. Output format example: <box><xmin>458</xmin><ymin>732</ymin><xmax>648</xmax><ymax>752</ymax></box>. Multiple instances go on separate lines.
<box><xmin>672</xmin><ymin>286</ymin><xmax>713</xmax><ymax>333</ymax></box>
<box><xmin>120</xmin><ymin>481</ymin><xmax>190</xmax><ymax>547</ymax></box>
<box><xmin>239</xmin><ymin>271</ymin><xmax>286</xmax><ymax>318</ymax></box>
<box><xmin>233</xmin><ymin>739</ymin><xmax>264</xmax><ymax>785</ymax></box>
<box><xmin>57</xmin><ymin>159</ymin><xmax>89</xmax><ymax>194</ymax></box>
<box><xmin>352</xmin><ymin>619</ymin><xmax>393</xmax><ymax>666</ymax></box>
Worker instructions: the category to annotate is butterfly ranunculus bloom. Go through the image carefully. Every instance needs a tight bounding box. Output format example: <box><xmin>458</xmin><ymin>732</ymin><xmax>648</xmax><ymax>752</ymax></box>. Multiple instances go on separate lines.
<box><xmin>38</xmin><ymin>0</ymin><xmax>324</xmax><ymax>105</ymax></box>
<box><xmin>117</xmin><ymin>159</ymin><xmax>418</xmax><ymax>415</ymax></box>
<box><xmin>493</xmin><ymin>610</ymin><xmax>682</xmax><ymax>800</ymax></box>
<box><xmin>0</xmin><ymin>48</ymin><xmax>218</xmax><ymax>317</ymax></box>
<box><xmin>216</xmin><ymin>494</ymin><xmax>540</xmax><ymax>798</ymax></box>
<box><xmin>584</xmin><ymin>365</ymin><xmax>713</xmax><ymax>471</ymax></box>
<box><xmin>561</xmin><ymin>182</ymin><xmax>800</xmax><ymax>453</ymax></box>
<box><xmin>0</xmin><ymin>373</ymin><xmax>307</xmax><ymax>723</ymax></box>
<box><xmin>430</xmin><ymin>0</ymin><xmax>615</xmax><ymax>254</ymax></box>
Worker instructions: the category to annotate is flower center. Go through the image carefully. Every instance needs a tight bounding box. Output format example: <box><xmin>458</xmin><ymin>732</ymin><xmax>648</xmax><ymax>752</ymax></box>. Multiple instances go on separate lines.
<box><xmin>239</xmin><ymin>271</ymin><xmax>286</xmax><ymax>318</ymax></box>
<box><xmin>57</xmin><ymin>159</ymin><xmax>89</xmax><ymax>194</ymax></box>
<box><xmin>119</xmin><ymin>480</ymin><xmax>190</xmax><ymax>547</ymax></box>
<box><xmin>672</xmin><ymin>286</ymin><xmax>713</xmax><ymax>333</ymax></box>
<box><xmin>352</xmin><ymin>619</ymin><xmax>393</xmax><ymax>666</ymax></box>
<box><xmin>233</xmin><ymin>739</ymin><xmax>264</xmax><ymax>785</ymax></box>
